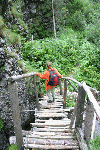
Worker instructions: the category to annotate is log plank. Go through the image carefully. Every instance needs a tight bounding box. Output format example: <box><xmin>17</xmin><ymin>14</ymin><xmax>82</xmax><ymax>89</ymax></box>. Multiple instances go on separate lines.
<box><xmin>24</xmin><ymin>144</ymin><xmax>79</xmax><ymax>149</ymax></box>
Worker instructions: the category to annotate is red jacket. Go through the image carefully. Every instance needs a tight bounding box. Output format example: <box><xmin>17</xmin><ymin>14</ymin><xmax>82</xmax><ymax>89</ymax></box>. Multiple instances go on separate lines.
<box><xmin>38</xmin><ymin>67</ymin><xmax>63</xmax><ymax>90</ymax></box>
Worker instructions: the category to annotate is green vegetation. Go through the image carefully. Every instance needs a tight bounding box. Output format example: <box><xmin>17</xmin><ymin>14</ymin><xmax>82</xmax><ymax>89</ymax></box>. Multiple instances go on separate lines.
<box><xmin>5</xmin><ymin>145</ymin><xmax>17</xmax><ymax>150</ymax></box>
<box><xmin>90</xmin><ymin>135</ymin><xmax>100</xmax><ymax>150</ymax></box>
<box><xmin>21</xmin><ymin>27</ymin><xmax>100</xmax><ymax>90</ymax></box>
<box><xmin>0</xmin><ymin>15</ymin><xmax>4</xmax><ymax>29</ymax></box>
<box><xmin>0</xmin><ymin>119</ymin><xmax>4</xmax><ymax>131</ymax></box>
<box><xmin>3</xmin><ymin>28</ymin><xmax>21</xmax><ymax>46</ymax></box>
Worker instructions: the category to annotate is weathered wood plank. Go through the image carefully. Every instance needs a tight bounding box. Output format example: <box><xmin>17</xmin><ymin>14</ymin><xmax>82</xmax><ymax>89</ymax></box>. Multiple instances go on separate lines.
<box><xmin>24</xmin><ymin>144</ymin><xmax>79</xmax><ymax>149</ymax></box>
<box><xmin>8</xmin><ymin>82</ymin><xmax>24</xmax><ymax>150</ymax></box>
<box><xmin>63</xmin><ymin>79</ymin><xmax>67</xmax><ymax>109</ymax></box>
<box><xmin>82</xmin><ymin>81</ymin><xmax>100</xmax><ymax>119</ymax></box>
<box><xmin>8</xmin><ymin>72</ymin><xmax>38</xmax><ymax>82</ymax></box>
<box><xmin>33</xmin><ymin>75</ymin><xmax>40</xmax><ymax>110</ymax></box>
<box><xmin>34</xmin><ymin>114</ymin><xmax>66</xmax><ymax>118</ymax></box>
<box><xmin>32</xmin><ymin>128</ymin><xmax>71</xmax><ymax>132</ymax></box>
<box><xmin>9</xmin><ymin>136</ymin><xmax>79</xmax><ymax>146</ymax></box>
<box><xmin>35</xmin><ymin>119</ymin><xmax>71</xmax><ymax>123</ymax></box>
<box><xmin>68</xmin><ymin>80</ymin><xmax>78</xmax><ymax>92</ymax></box>
<box><xmin>70</xmin><ymin>101</ymin><xmax>77</xmax><ymax>129</ymax></box>
<box><xmin>84</xmin><ymin>99</ymin><xmax>94</xmax><ymax>143</ymax></box>
<box><xmin>27</xmin><ymin>131</ymin><xmax>73</xmax><ymax>136</ymax></box>
<box><xmin>36</xmin><ymin>107</ymin><xmax>74</xmax><ymax>113</ymax></box>
<box><xmin>76</xmin><ymin>128</ymin><xmax>88</xmax><ymax>150</ymax></box>
<box><xmin>62</xmin><ymin>77</ymin><xmax>81</xmax><ymax>86</ymax></box>
<box><xmin>30</xmin><ymin>122</ymin><xmax>70</xmax><ymax>127</ymax></box>
<box><xmin>26</xmin><ymin>134</ymin><xmax>75</xmax><ymax>139</ymax></box>
<box><xmin>75</xmin><ymin>85</ymin><xmax>85</xmax><ymax>128</ymax></box>
<box><xmin>41</xmin><ymin>105</ymin><xmax>63</xmax><ymax>109</ymax></box>
<box><xmin>59</xmin><ymin>78</ymin><xmax>63</xmax><ymax>95</ymax></box>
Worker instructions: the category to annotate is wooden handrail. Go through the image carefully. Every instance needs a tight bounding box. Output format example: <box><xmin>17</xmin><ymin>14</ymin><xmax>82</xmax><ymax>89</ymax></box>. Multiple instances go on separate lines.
<box><xmin>8</xmin><ymin>72</ymin><xmax>38</xmax><ymax>82</ymax></box>
<box><xmin>82</xmin><ymin>81</ymin><xmax>100</xmax><ymax>119</ymax></box>
<box><xmin>62</xmin><ymin>77</ymin><xmax>81</xmax><ymax>86</ymax></box>
<box><xmin>8</xmin><ymin>72</ymin><xmax>39</xmax><ymax>150</ymax></box>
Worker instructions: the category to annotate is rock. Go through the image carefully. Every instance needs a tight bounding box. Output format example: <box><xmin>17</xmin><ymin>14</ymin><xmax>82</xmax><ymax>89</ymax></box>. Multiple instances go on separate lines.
<box><xmin>0</xmin><ymin>48</ymin><xmax>6</xmax><ymax>68</ymax></box>
<box><xmin>0</xmin><ymin>38</ymin><xmax>5</xmax><ymax>46</ymax></box>
<box><xmin>0</xmin><ymin>129</ymin><xmax>9</xmax><ymax>150</ymax></box>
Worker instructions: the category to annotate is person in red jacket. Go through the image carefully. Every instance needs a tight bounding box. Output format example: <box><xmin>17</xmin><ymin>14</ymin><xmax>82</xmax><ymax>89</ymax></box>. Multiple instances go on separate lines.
<box><xmin>38</xmin><ymin>62</ymin><xmax>63</xmax><ymax>103</ymax></box>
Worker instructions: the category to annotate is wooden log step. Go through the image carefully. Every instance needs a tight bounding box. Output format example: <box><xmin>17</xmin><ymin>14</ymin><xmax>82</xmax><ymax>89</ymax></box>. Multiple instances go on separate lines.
<box><xmin>32</xmin><ymin>128</ymin><xmax>71</xmax><ymax>132</ymax></box>
<box><xmin>35</xmin><ymin>119</ymin><xmax>70</xmax><ymax>123</ymax></box>
<box><xmin>41</xmin><ymin>105</ymin><xmax>63</xmax><ymax>109</ymax></box>
<box><xmin>27</xmin><ymin>131</ymin><xmax>73</xmax><ymax>136</ymax></box>
<box><xmin>24</xmin><ymin>144</ymin><xmax>79</xmax><ymax>149</ymax></box>
<box><xmin>35</xmin><ymin>113</ymin><xmax>66</xmax><ymax>118</ymax></box>
<box><xmin>36</xmin><ymin>109</ymin><xmax>64</xmax><ymax>113</ymax></box>
<box><xmin>30</xmin><ymin>122</ymin><xmax>69</xmax><ymax>127</ymax></box>
<box><xmin>41</xmin><ymin>103</ymin><xmax>63</xmax><ymax>106</ymax></box>
<box><xmin>35</xmin><ymin>119</ymin><xmax>71</xmax><ymax>123</ymax></box>
<box><xmin>45</xmin><ymin>126</ymin><xmax>70</xmax><ymax>129</ymax></box>
<box><xmin>26</xmin><ymin>138</ymin><xmax>78</xmax><ymax>145</ymax></box>
<box><xmin>9</xmin><ymin>136</ymin><xmax>78</xmax><ymax>146</ymax></box>
<box><xmin>35</xmin><ymin>112</ymin><xmax>66</xmax><ymax>116</ymax></box>
<box><xmin>37</xmin><ymin>107</ymin><xmax>74</xmax><ymax>112</ymax></box>
<box><xmin>26</xmin><ymin>134</ymin><xmax>75</xmax><ymax>139</ymax></box>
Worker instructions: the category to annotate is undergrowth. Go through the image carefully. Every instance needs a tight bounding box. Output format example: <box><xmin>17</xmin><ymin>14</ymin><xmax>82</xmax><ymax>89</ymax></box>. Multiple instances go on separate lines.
<box><xmin>21</xmin><ymin>27</ymin><xmax>100</xmax><ymax>91</ymax></box>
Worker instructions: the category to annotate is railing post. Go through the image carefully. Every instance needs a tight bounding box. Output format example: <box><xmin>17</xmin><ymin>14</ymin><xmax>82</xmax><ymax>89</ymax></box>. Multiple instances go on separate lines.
<box><xmin>84</xmin><ymin>97</ymin><xmax>95</xmax><ymax>143</ymax></box>
<box><xmin>59</xmin><ymin>78</ymin><xmax>63</xmax><ymax>95</ymax></box>
<box><xmin>33</xmin><ymin>75</ymin><xmax>40</xmax><ymax>110</ymax></box>
<box><xmin>75</xmin><ymin>85</ymin><xmax>85</xmax><ymax>128</ymax></box>
<box><xmin>24</xmin><ymin>76</ymin><xmax>33</xmax><ymax>103</ymax></box>
<box><xmin>38</xmin><ymin>76</ymin><xmax>42</xmax><ymax>97</ymax></box>
<box><xmin>70</xmin><ymin>101</ymin><xmax>77</xmax><ymax>129</ymax></box>
<box><xmin>8</xmin><ymin>81</ymin><xmax>24</xmax><ymax>150</ymax></box>
<box><xmin>63</xmin><ymin>79</ymin><xmax>67</xmax><ymax>109</ymax></box>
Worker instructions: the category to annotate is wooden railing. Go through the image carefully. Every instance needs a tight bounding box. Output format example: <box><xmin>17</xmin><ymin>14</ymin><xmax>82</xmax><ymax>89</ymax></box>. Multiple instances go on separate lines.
<box><xmin>61</xmin><ymin>77</ymin><xmax>100</xmax><ymax>150</ymax></box>
<box><xmin>8</xmin><ymin>72</ymin><xmax>41</xmax><ymax>150</ymax></box>
<box><xmin>8</xmin><ymin>73</ymin><xmax>100</xmax><ymax>150</ymax></box>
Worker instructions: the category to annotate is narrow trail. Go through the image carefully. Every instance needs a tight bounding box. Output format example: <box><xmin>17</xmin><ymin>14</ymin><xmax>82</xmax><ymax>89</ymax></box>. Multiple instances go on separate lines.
<box><xmin>24</xmin><ymin>89</ymin><xmax>79</xmax><ymax>149</ymax></box>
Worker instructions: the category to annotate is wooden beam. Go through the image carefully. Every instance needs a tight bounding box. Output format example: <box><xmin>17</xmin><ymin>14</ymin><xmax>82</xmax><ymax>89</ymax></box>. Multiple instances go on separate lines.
<box><xmin>62</xmin><ymin>77</ymin><xmax>81</xmax><ymax>86</ymax></box>
<box><xmin>59</xmin><ymin>79</ymin><xmax>63</xmax><ymax>95</ymax></box>
<box><xmin>70</xmin><ymin>101</ymin><xmax>77</xmax><ymax>129</ymax></box>
<box><xmin>8</xmin><ymin>81</ymin><xmax>24</xmax><ymax>150</ymax></box>
<box><xmin>63</xmin><ymin>79</ymin><xmax>67</xmax><ymax>109</ymax></box>
<box><xmin>33</xmin><ymin>75</ymin><xmax>40</xmax><ymax>110</ymax></box>
<box><xmin>8</xmin><ymin>72</ymin><xmax>38</xmax><ymax>82</ymax></box>
<box><xmin>30</xmin><ymin>122</ymin><xmax>69</xmax><ymax>127</ymax></box>
<box><xmin>32</xmin><ymin>128</ymin><xmax>71</xmax><ymax>132</ymax></box>
<box><xmin>75</xmin><ymin>85</ymin><xmax>85</xmax><ymax>128</ymax></box>
<box><xmin>9</xmin><ymin>136</ymin><xmax>78</xmax><ymax>145</ymax></box>
<box><xmin>24</xmin><ymin>144</ymin><xmax>79</xmax><ymax>149</ymax></box>
<box><xmin>68</xmin><ymin>80</ymin><xmax>78</xmax><ymax>92</ymax></box>
<box><xmin>76</xmin><ymin>128</ymin><xmax>88</xmax><ymax>150</ymax></box>
<box><xmin>84</xmin><ymin>99</ymin><xmax>95</xmax><ymax>143</ymax></box>
<box><xmin>82</xmin><ymin>82</ymin><xmax>100</xmax><ymax>119</ymax></box>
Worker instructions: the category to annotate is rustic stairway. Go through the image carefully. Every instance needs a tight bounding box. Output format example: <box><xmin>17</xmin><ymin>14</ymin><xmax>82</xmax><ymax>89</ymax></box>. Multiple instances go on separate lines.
<box><xmin>24</xmin><ymin>91</ymin><xmax>79</xmax><ymax>150</ymax></box>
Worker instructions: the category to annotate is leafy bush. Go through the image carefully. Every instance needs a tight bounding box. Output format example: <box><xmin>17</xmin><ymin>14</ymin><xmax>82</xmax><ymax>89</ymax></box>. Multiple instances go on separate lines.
<box><xmin>84</xmin><ymin>22</ymin><xmax>100</xmax><ymax>46</ymax></box>
<box><xmin>69</xmin><ymin>10</ymin><xmax>86</xmax><ymax>31</ymax></box>
<box><xmin>21</xmin><ymin>27</ymin><xmax>100</xmax><ymax>90</ymax></box>
<box><xmin>90</xmin><ymin>135</ymin><xmax>100</xmax><ymax>150</ymax></box>
<box><xmin>5</xmin><ymin>144</ymin><xmax>17</xmax><ymax>150</ymax></box>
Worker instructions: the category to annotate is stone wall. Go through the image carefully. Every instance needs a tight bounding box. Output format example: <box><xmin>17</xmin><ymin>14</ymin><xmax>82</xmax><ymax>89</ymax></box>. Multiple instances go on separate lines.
<box><xmin>0</xmin><ymin>36</ymin><xmax>35</xmax><ymax>149</ymax></box>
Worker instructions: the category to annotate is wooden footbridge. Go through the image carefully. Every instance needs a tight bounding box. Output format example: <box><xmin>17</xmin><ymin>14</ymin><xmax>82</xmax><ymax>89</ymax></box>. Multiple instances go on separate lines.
<box><xmin>8</xmin><ymin>72</ymin><xmax>100</xmax><ymax>150</ymax></box>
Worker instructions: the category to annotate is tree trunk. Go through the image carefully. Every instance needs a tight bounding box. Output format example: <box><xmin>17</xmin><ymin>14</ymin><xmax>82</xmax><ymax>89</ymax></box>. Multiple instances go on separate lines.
<box><xmin>52</xmin><ymin>0</ymin><xmax>57</xmax><ymax>39</ymax></box>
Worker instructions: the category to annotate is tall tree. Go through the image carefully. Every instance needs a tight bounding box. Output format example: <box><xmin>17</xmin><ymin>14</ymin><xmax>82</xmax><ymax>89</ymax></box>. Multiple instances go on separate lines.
<box><xmin>52</xmin><ymin>0</ymin><xmax>57</xmax><ymax>39</ymax></box>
